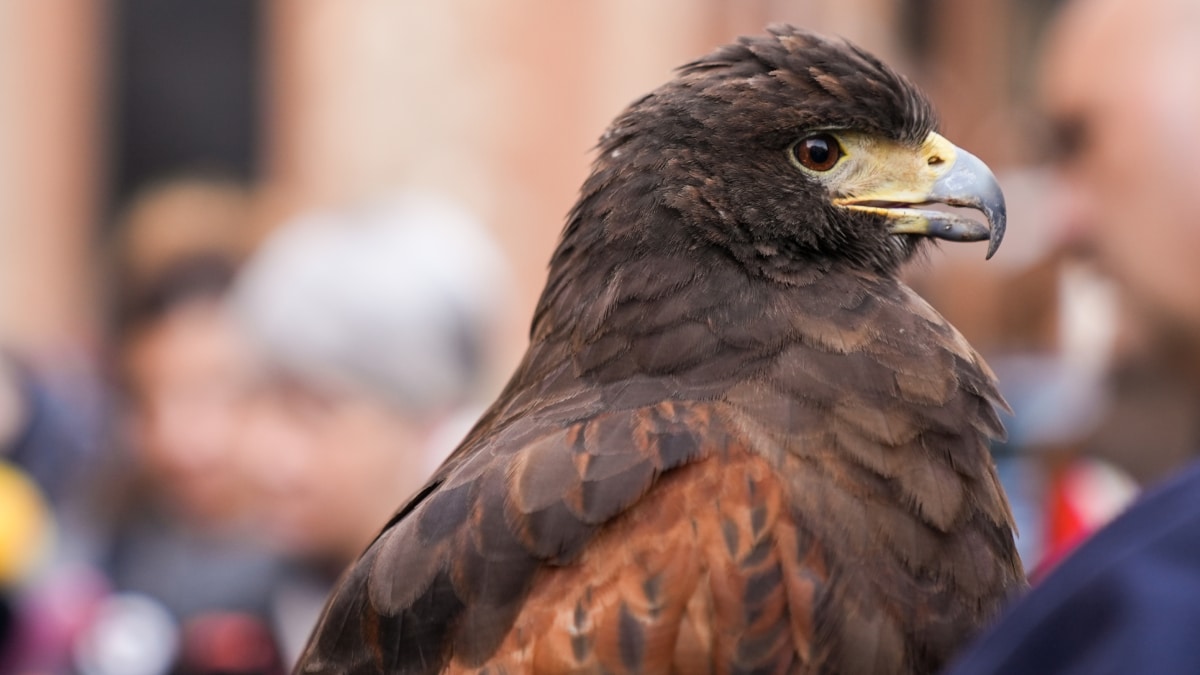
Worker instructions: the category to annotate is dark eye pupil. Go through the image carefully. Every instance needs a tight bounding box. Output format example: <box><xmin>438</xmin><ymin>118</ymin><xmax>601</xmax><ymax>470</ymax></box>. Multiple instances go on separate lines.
<box><xmin>805</xmin><ymin>138</ymin><xmax>831</xmax><ymax>164</ymax></box>
<box><xmin>793</xmin><ymin>133</ymin><xmax>842</xmax><ymax>171</ymax></box>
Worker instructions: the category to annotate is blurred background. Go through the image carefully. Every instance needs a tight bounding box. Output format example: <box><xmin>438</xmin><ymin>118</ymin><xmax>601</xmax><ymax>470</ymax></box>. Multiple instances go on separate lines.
<box><xmin>0</xmin><ymin>0</ymin><xmax>1181</xmax><ymax>672</ymax></box>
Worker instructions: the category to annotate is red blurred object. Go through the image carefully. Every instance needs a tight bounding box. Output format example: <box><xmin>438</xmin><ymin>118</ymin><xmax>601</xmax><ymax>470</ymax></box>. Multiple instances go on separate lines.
<box><xmin>180</xmin><ymin>612</ymin><xmax>283</xmax><ymax>675</ymax></box>
<box><xmin>1036</xmin><ymin>457</ymin><xmax>1138</xmax><ymax>580</ymax></box>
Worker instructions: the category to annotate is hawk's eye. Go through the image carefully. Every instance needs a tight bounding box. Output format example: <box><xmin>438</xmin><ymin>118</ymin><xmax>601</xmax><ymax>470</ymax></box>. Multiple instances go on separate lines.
<box><xmin>791</xmin><ymin>133</ymin><xmax>843</xmax><ymax>172</ymax></box>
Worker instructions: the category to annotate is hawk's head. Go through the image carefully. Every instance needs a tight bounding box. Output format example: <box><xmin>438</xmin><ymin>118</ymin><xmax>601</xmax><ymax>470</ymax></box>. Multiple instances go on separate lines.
<box><xmin>573</xmin><ymin>25</ymin><xmax>1005</xmax><ymax>277</ymax></box>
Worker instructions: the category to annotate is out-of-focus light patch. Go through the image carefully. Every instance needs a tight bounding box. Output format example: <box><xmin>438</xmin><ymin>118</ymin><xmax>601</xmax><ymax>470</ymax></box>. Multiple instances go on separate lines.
<box><xmin>73</xmin><ymin>593</ymin><xmax>179</xmax><ymax>675</ymax></box>
<box><xmin>0</xmin><ymin>461</ymin><xmax>53</xmax><ymax>586</ymax></box>
<box><xmin>1061</xmin><ymin>457</ymin><xmax>1139</xmax><ymax>529</ymax></box>
<box><xmin>1059</xmin><ymin>260</ymin><xmax>1118</xmax><ymax>374</ymax></box>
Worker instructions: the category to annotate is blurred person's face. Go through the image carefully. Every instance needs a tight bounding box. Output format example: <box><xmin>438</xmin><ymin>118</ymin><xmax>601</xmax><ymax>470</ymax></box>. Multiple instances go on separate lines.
<box><xmin>1042</xmin><ymin>0</ymin><xmax>1200</xmax><ymax>334</ymax></box>
<box><xmin>232</xmin><ymin>377</ymin><xmax>430</xmax><ymax>564</ymax></box>
<box><xmin>124</xmin><ymin>299</ymin><xmax>252</xmax><ymax>524</ymax></box>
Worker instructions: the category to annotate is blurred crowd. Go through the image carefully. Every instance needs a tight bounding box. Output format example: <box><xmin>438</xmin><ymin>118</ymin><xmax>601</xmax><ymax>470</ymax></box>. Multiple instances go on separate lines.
<box><xmin>0</xmin><ymin>183</ymin><xmax>513</xmax><ymax>674</ymax></box>
<box><xmin>2</xmin><ymin>0</ymin><xmax>1200</xmax><ymax>672</ymax></box>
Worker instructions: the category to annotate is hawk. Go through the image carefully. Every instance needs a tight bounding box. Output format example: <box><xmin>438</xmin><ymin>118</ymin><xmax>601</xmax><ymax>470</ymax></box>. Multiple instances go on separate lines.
<box><xmin>297</xmin><ymin>25</ymin><xmax>1025</xmax><ymax>674</ymax></box>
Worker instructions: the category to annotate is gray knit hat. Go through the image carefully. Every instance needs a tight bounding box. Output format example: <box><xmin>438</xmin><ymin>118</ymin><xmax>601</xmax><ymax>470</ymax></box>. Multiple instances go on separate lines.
<box><xmin>230</xmin><ymin>193</ymin><xmax>512</xmax><ymax>413</ymax></box>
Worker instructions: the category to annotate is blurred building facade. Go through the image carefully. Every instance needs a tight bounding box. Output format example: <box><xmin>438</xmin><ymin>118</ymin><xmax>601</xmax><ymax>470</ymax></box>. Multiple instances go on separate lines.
<box><xmin>0</xmin><ymin>0</ymin><xmax>1057</xmax><ymax>366</ymax></box>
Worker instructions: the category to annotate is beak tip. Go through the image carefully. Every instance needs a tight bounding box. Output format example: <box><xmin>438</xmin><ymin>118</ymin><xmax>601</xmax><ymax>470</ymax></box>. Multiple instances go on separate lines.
<box><xmin>984</xmin><ymin>210</ymin><xmax>1006</xmax><ymax>260</ymax></box>
<box><xmin>985</xmin><ymin>232</ymin><xmax>1002</xmax><ymax>260</ymax></box>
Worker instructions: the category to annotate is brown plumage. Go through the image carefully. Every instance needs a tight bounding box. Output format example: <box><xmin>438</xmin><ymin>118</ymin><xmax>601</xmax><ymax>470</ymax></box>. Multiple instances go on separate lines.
<box><xmin>296</xmin><ymin>25</ymin><xmax>1025</xmax><ymax>675</ymax></box>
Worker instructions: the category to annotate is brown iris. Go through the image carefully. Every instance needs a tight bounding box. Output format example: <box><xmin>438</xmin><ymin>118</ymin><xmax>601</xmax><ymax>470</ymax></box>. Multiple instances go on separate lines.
<box><xmin>792</xmin><ymin>133</ymin><xmax>843</xmax><ymax>171</ymax></box>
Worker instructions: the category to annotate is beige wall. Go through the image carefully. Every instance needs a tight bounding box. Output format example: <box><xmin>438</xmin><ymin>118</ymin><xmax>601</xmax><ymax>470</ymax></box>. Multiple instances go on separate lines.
<box><xmin>0</xmin><ymin>2</ymin><xmax>101</xmax><ymax>357</ymax></box>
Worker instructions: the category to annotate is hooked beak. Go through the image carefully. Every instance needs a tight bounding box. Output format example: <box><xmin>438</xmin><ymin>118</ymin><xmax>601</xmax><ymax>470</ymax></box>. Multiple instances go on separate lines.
<box><xmin>834</xmin><ymin>132</ymin><xmax>1007</xmax><ymax>259</ymax></box>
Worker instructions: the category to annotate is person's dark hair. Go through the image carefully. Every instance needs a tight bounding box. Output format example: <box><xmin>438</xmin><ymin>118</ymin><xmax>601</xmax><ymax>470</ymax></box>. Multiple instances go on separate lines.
<box><xmin>115</xmin><ymin>254</ymin><xmax>237</xmax><ymax>344</ymax></box>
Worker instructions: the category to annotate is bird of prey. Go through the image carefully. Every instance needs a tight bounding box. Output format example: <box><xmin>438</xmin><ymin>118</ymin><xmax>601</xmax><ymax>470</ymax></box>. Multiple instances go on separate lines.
<box><xmin>297</xmin><ymin>25</ymin><xmax>1025</xmax><ymax>675</ymax></box>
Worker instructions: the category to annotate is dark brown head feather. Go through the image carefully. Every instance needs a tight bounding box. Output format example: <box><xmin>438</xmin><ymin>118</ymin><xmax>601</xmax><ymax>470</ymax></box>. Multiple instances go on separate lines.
<box><xmin>535</xmin><ymin>26</ymin><xmax>941</xmax><ymax>345</ymax></box>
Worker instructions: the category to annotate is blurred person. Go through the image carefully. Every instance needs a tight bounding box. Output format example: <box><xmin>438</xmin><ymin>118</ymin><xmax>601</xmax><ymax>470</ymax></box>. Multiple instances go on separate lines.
<box><xmin>105</xmin><ymin>176</ymin><xmax>259</xmax><ymax>529</ymax></box>
<box><xmin>117</xmin><ymin>255</ymin><xmax>254</xmax><ymax>527</ymax></box>
<box><xmin>78</xmin><ymin>178</ymin><xmax>287</xmax><ymax>675</ymax></box>
<box><xmin>227</xmin><ymin>193</ymin><xmax>512</xmax><ymax>665</ymax></box>
<box><xmin>1029</xmin><ymin>0</ymin><xmax>1200</xmax><ymax>568</ymax></box>
<box><xmin>101</xmin><ymin>256</ymin><xmax>285</xmax><ymax>675</ymax></box>
<box><xmin>1041</xmin><ymin>0</ymin><xmax>1200</xmax><ymax>490</ymax></box>
<box><xmin>945</xmin><ymin>0</ymin><xmax>1200</xmax><ymax>672</ymax></box>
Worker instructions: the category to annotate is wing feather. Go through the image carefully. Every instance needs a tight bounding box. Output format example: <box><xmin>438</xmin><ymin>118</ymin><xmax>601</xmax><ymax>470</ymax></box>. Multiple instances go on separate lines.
<box><xmin>296</xmin><ymin>270</ymin><xmax>1023</xmax><ymax>674</ymax></box>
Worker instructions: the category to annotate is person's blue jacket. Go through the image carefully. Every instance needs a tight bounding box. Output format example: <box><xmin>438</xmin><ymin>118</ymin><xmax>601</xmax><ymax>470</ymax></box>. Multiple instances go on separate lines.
<box><xmin>945</xmin><ymin>459</ymin><xmax>1200</xmax><ymax>674</ymax></box>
